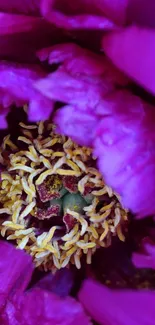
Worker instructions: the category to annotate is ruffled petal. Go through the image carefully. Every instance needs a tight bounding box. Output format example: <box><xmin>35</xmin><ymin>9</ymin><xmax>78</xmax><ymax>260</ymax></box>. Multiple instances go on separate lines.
<box><xmin>54</xmin><ymin>105</ymin><xmax>98</xmax><ymax>146</ymax></box>
<box><xmin>6</xmin><ymin>288</ymin><xmax>91</xmax><ymax>325</ymax></box>
<box><xmin>0</xmin><ymin>62</ymin><xmax>53</xmax><ymax>124</ymax></box>
<box><xmin>94</xmin><ymin>90</ymin><xmax>155</xmax><ymax>217</ymax></box>
<box><xmin>79</xmin><ymin>279</ymin><xmax>155</xmax><ymax>325</ymax></box>
<box><xmin>102</xmin><ymin>26</ymin><xmax>155</xmax><ymax>95</ymax></box>
<box><xmin>41</xmin><ymin>0</ymin><xmax>115</xmax><ymax>30</ymax></box>
<box><xmin>37</xmin><ymin>43</ymin><xmax>129</xmax><ymax>85</ymax></box>
<box><xmin>35</xmin><ymin>43</ymin><xmax>129</xmax><ymax>116</ymax></box>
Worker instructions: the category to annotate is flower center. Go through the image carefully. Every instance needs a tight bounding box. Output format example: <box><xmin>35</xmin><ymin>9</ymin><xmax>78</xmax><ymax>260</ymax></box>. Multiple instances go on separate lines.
<box><xmin>0</xmin><ymin>120</ymin><xmax>128</xmax><ymax>273</ymax></box>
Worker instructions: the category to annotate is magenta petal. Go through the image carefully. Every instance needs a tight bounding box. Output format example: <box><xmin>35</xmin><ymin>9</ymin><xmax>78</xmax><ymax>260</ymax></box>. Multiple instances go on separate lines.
<box><xmin>0</xmin><ymin>62</ymin><xmax>53</xmax><ymax>123</ymax></box>
<box><xmin>36</xmin><ymin>44</ymin><xmax>129</xmax><ymax>116</ymax></box>
<box><xmin>94</xmin><ymin>90</ymin><xmax>155</xmax><ymax>217</ymax></box>
<box><xmin>102</xmin><ymin>26</ymin><xmax>155</xmax><ymax>95</ymax></box>
<box><xmin>79</xmin><ymin>279</ymin><xmax>155</xmax><ymax>325</ymax></box>
<box><xmin>54</xmin><ymin>105</ymin><xmax>98</xmax><ymax>147</ymax></box>
<box><xmin>0</xmin><ymin>13</ymin><xmax>43</xmax><ymax>35</ymax></box>
<box><xmin>132</xmin><ymin>253</ymin><xmax>155</xmax><ymax>270</ymax></box>
<box><xmin>37</xmin><ymin>43</ymin><xmax>129</xmax><ymax>84</ymax></box>
<box><xmin>41</xmin><ymin>0</ymin><xmax>115</xmax><ymax>30</ymax></box>
<box><xmin>0</xmin><ymin>241</ymin><xmax>33</xmax><ymax>302</ymax></box>
<box><xmin>132</xmin><ymin>239</ymin><xmax>155</xmax><ymax>270</ymax></box>
<box><xmin>0</xmin><ymin>0</ymin><xmax>40</xmax><ymax>15</ymax></box>
<box><xmin>28</xmin><ymin>97</ymin><xmax>53</xmax><ymax>122</ymax></box>
<box><xmin>11</xmin><ymin>288</ymin><xmax>91</xmax><ymax>325</ymax></box>
<box><xmin>35</xmin><ymin>269</ymin><xmax>74</xmax><ymax>297</ymax></box>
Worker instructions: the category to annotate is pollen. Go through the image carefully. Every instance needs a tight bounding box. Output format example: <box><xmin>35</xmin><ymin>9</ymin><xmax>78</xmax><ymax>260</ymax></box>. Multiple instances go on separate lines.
<box><xmin>0</xmin><ymin>119</ymin><xmax>128</xmax><ymax>273</ymax></box>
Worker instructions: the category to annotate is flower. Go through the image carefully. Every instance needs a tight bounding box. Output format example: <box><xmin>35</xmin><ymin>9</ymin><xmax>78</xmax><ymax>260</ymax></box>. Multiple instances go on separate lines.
<box><xmin>0</xmin><ymin>118</ymin><xmax>128</xmax><ymax>272</ymax></box>
<box><xmin>0</xmin><ymin>240</ymin><xmax>90</xmax><ymax>325</ymax></box>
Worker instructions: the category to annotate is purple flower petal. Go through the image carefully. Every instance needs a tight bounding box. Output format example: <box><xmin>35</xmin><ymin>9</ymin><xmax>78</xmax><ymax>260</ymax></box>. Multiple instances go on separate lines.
<box><xmin>79</xmin><ymin>279</ymin><xmax>155</xmax><ymax>325</ymax></box>
<box><xmin>35</xmin><ymin>269</ymin><xmax>74</xmax><ymax>297</ymax></box>
<box><xmin>94</xmin><ymin>90</ymin><xmax>155</xmax><ymax>217</ymax></box>
<box><xmin>0</xmin><ymin>241</ymin><xmax>33</xmax><ymax>307</ymax></box>
<box><xmin>0</xmin><ymin>62</ymin><xmax>53</xmax><ymax>124</ymax></box>
<box><xmin>0</xmin><ymin>13</ymin><xmax>43</xmax><ymax>35</ymax></box>
<box><xmin>36</xmin><ymin>43</ymin><xmax>129</xmax><ymax>117</ymax></box>
<box><xmin>37</xmin><ymin>43</ymin><xmax>129</xmax><ymax>85</ymax></box>
<box><xmin>8</xmin><ymin>288</ymin><xmax>91</xmax><ymax>325</ymax></box>
<box><xmin>132</xmin><ymin>238</ymin><xmax>155</xmax><ymax>270</ymax></box>
<box><xmin>102</xmin><ymin>26</ymin><xmax>155</xmax><ymax>95</ymax></box>
<box><xmin>0</xmin><ymin>0</ymin><xmax>40</xmax><ymax>15</ymax></box>
<box><xmin>132</xmin><ymin>253</ymin><xmax>155</xmax><ymax>270</ymax></box>
<box><xmin>41</xmin><ymin>0</ymin><xmax>115</xmax><ymax>30</ymax></box>
<box><xmin>54</xmin><ymin>105</ymin><xmax>98</xmax><ymax>147</ymax></box>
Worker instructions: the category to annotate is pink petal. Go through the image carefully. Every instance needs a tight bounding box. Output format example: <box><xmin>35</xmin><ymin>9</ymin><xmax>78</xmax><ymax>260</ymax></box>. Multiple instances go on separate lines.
<box><xmin>36</xmin><ymin>44</ymin><xmax>129</xmax><ymax>116</ymax></box>
<box><xmin>0</xmin><ymin>62</ymin><xmax>53</xmax><ymax>123</ymax></box>
<box><xmin>0</xmin><ymin>241</ymin><xmax>33</xmax><ymax>306</ymax></box>
<box><xmin>102</xmin><ymin>26</ymin><xmax>155</xmax><ymax>95</ymax></box>
<box><xmin>94</xmin><ymin>90</ymin><xmax>155</xmax><ymax>217</ymax></box>
<box><xmin>41</xmin><ymin>0</ymin><xmax>115</xmax><ymax>30</ymax></box>
<box><xmin>132</xmin><ymin>239</ymin><xmax>155</xmax><ymax>270</ymax></box>
<box><xmin>0</xmin><ymin>13</ymin><xmax>43</xmax><ymax>35</ymax></box>
<box><xmin>37</xmin><ymin>43</ymin><xmax>129</xmax><ymax>85</ymax></box>
<box><xmin>0</xmin><ymin>0</ymin><xmax>40</xmax><ymax>15</ymax></box>
<box><xmin>35</xmin><ymin>269</ymin><xmax>74</xmax><ymax>297</ymax></box>
<box><xmin>79</xmin><ymin>279</ymin><xmax>155</xmax><ymax>325</ymax></box>
<box><xmin>8</xmin><ymin>288</ymin><xmax>91</xmax><ymax>325</ymax></box>
<box><xmin>54</xmin><ymin>105</ymin><xmax>98</xmax><ymax>147</ymax></box>
<box><xmin>0</xmin><ymin>18</ymin><xmax>68</xmax><ymax>63</ymax></box>
<box><xmin>132</xmin><ymin>253</ymin><xmax>155</xmax><ymax>270</ymax></box>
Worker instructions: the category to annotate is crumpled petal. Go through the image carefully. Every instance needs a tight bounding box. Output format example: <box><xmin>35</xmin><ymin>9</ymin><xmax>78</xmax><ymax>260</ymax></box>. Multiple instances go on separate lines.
<box><xmin>94</xmin><ymin>90</ymin><xmax>155</xmax><ymax>217</ymax></box>
<box><xmin>0</xmin><ymin>62</ymin><xmax>53</xmax><ymax>124</ymax></box>
<box><xmin>54</xmin><ymin>105</ymin><xmax>98</xmax><ymax>147</ymax></box>
<box><xmin>37</xmin><ymin>43</ymin><xmax>129</xmax><ymax>85</ymax></box>
<box><xmin>0</xmin><ymin>241</ymin><xmax>33</xmax><ymax>310</ymax></box>
<box><xmin>79</xmin><ymin>279</ymin><xmax>155</xmax><ymax>325</ymax></box>
<box><xmin>0</xmin><ymin>241</ymin><xmax>90</xmax><ymax>325</ymax></box>
<box><xmin>4</xmin><ymin>288</ymin><xmax>91</xmax><ymax>325</ymax></box>
<box><xmin>35</xmin><ymin>43</ymin><xmax>129</xmax><ymax>116</ymax></box>
<box><xmin>41</xmin><ymin>0</ymin><xmax>115</xmax><ymax>30</ymax></box>
<box><xmin>102</xmin><ymin>26</ymin><xmax>155</xmax><ymax>95</ymax></box>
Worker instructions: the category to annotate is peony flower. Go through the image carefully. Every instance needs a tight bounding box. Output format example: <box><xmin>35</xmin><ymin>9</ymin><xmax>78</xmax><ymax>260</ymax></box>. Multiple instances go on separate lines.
<box><xmin>0</xmin><ymin>2</ymin><xmax>155</xmax><ymax>324</ymax></box>
<box><xmin>0</xmin><ymin>118</ymin><xmax>128</xmax><ymax>272</ymax></box>
<box><xmin>0</xmin><ymin>239</ymin><xmax>90</xmax><ymax>325</ymax></box>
